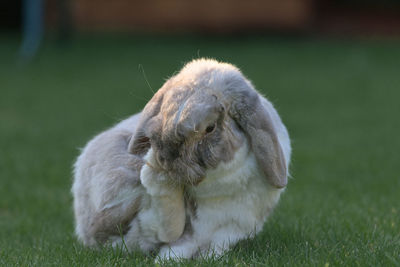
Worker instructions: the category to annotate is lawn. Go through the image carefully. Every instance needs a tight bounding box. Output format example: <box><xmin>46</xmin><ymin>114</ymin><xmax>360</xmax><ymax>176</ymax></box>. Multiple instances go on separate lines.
<box><xmin>0</xmin><ymin>34</ymin><xmax>399</xmax><ymax>266</ymax></box>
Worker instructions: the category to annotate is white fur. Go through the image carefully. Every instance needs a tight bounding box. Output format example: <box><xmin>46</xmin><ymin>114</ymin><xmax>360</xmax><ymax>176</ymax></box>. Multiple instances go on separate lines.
<box><xmin>157</xmin><ymin>139</ymin><xmax>284</xmax><ymax>259</ymax></box>
<box><xmin>72</xmin><ymin>59</ymin><xmax>291</xmax><ymax>259</ymax></box>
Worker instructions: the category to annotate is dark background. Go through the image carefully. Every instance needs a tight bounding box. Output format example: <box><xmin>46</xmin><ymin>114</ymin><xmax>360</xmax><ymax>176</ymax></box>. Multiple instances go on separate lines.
<box><xmin>2</xmin><ymin>0</ymin><xmax>400</xmax><ymax>36</ymax></box>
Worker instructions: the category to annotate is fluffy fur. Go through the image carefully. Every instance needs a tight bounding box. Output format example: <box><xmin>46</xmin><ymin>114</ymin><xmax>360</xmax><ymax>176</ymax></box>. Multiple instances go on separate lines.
<box><xmin>72</xmin><ymin>58</ymin><xmax>291</xmax><ymax>259</ymax></box>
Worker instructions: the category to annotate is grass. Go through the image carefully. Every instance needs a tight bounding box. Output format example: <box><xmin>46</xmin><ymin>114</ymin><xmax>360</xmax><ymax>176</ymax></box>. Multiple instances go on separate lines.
<box><xmin>0</xmin><ymin>34</ymin><xmax>399</xmax><ymax>266</ymax></box>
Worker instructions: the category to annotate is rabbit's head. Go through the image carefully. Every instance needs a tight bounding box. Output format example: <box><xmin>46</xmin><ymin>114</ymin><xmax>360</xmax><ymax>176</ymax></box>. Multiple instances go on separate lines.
<box><xmin>129</xmin><ymin>59</ymin><xmax>287</xmax><ymax>188</ymax></box>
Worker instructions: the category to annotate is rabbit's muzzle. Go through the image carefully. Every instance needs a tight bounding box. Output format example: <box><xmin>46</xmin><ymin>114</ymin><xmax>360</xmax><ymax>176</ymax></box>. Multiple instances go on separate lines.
<box><xmin>151</xmin><ymin>139</ymin><xmax>206</xmax><ymax>186</ymax></box>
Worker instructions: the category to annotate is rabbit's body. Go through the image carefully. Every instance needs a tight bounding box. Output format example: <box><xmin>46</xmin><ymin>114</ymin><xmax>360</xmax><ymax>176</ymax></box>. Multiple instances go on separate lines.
<box><xmin>158</xmin><ymin>141</ymin><xmax>283</xmax><ymax>258</ymax></box>
<box><xmin>73</xmin><ymin>114</ymin><xmax>143</xmax><ymax>246</ymax></box>
<box><xmin>72</xmin><ymin>59</ymin><xmax>291</xmax><ymax>259</ymax></box>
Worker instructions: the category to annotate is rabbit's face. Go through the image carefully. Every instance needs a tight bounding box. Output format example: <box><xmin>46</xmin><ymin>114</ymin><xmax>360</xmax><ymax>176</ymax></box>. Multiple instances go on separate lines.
<box><xmin>146</xmin><ymin>81</ymin><xmax>245</xmax><ymax>185</ymax></box>
<box><xmin>130</xmin><ymin>59</ymin><xmax>287</xmax><ymax>188</ymax></box>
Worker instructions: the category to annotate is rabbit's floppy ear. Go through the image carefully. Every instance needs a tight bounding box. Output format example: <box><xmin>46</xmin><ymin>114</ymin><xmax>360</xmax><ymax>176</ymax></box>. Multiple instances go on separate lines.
<box><xmin>229</xmin><ymin>87</ymin><xmax>287</xmax><ymax>189</ymax></box>
<box><xmin>128</xmin><ymin>91</ymin><xmax>164</xmax><ymax>156</ymax></box>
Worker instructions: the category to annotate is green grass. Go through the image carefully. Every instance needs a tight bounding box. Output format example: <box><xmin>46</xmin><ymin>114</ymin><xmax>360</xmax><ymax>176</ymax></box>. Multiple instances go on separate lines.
<box><xmin>0</xmin><ymin>34</ymin><xmax>399</xmax><ymax>266</ymax></box>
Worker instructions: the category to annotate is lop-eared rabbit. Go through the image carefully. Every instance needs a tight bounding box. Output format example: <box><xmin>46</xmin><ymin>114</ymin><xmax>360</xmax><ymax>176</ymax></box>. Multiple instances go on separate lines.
<box><xmin>72</xmin><ymin>59</ymin><xmax>291</xmax><ymax>259</ymax></box>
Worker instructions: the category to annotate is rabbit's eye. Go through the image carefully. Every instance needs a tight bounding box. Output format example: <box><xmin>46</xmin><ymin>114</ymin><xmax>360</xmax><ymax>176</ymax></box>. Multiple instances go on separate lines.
<box><xmin>205</xmin><ymin>123</ymin><xmax>216</xmax><ymax>134</ymax></box>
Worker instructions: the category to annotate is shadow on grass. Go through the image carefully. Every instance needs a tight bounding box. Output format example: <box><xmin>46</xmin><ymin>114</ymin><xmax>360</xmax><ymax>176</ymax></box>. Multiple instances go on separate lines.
<box><xmin>67</xmin><ymin>224</ymin><xmax>307</xmax><ymax>266</ymax></box>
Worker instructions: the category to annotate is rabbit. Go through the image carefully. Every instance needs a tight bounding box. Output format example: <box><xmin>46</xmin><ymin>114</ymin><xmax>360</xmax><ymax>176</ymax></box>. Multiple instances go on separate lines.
<box><xmin>72</xmin><ymin>58</ymin><xmax>291</xmax><ymax>259</ymax></box>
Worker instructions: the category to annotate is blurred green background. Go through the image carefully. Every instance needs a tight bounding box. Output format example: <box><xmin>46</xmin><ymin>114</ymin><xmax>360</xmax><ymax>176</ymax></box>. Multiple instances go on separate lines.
<box><xmin>1</xmin><ymin>1</ymin><xmax>399</xmax><ymax>266</ymax></box>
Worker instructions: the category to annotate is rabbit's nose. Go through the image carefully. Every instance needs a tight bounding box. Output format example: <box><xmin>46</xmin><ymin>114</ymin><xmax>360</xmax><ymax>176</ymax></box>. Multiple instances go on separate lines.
<box><xmin>157</xmin><ymin>148</ymin><xmax>179</xmax><ymax>167</ymax></box>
